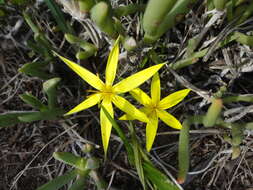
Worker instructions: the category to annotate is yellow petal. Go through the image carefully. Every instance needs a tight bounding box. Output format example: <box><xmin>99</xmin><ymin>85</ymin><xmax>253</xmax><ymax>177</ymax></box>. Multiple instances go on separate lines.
<box><xmin>54</xmin><ymin>52</ymin><xmax>105</xmax><ymax>90</ymax></box>
<box><xmin>119</xmin><ymin>107</ymin><xmax>151</xmax><ymax>121</ymax></box>
<box><xmin>151</xmin><ymin>73</ymin><xmax>161</xmax><ymax>104</ymax></box>
<box><xmin>112</xmin><ymin>95</ymin><xmax>149</xmax><ymax>123</ymax></box>
<box><xmin>146</xmin><ymin>113</ymin><xmax>159</xmax><ymax>152</ymax></box>
<box><xmin>113</xmin><ymin>63</ymin><xmax>165</xmax><ymax>93</ymax></box>
<box><xmin>157</xmin><ymin>110</ymin><xmax>182</xmax><ymax>129</ymax></box>
<box><xmin>100</xmin><ymin>99</ymin><xmax>113</xmax><ymax>155</ymax></box>
<box><xmin>65</xmin><ymin>93</ymin><xmax>102</xmax><ymax>115</ymax></box>
<box><xmin>130</xmin><ymin>88</ymin><xmax>151</xmax><ymax>106</ymax></box>
<box><xmin>118</xmin><ymin>114</ymin><xmax>135</xmax><ymax>120</ymax></box>
<box><xmin>105</xmin><ymin>37</ymin><xmax>120</xmax><ymax>86</ymax></box>
<box><xmin>158</xmin><ymin>89</ymin><xmax>190</xmax><ymax>110</ymax></box>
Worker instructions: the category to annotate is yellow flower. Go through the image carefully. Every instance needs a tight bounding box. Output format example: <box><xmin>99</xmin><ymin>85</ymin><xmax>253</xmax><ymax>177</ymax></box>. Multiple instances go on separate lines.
<box><xmin>54</xmin><ymin>37</ymin><xmax>164</xmax><ymax>154</ymax></box>
<box><xmin>120</xmin><ymin>73</ymin><xmax>190</xmax><ymax>152</ymax></box>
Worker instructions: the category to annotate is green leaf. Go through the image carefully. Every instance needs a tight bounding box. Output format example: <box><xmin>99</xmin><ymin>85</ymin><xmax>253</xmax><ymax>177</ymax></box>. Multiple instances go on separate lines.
<box><xmin>20</xmin><ymin>93</ymin><xmax>47</xmax><ymax>111</ymax></box>
<box><xmin>44</xmin><ymin>0</ymin><xmax>73</xmax><ymax>34</ymax></box>
<box><xmin>26</xmin><ymin>40</ymin><xmax>52</xmax><ymax>59</ymax></box>
<box><xmin>114</xmin><ymin>4</ymin><xmax>145</xmax><ymax>17</ymax></box>
<box><xmin>233</xmin><ymin>32</ymin><xmax>253</xmax><ymax>47</ymax></box>
<box><xmin>23</xmin><ymin>12</ymin><xmax>40</xmax><ymax>34</ymax></box>
<box><xmin>34</xmin><ymin>34</ymin><xmax>52</xmax><ymax>52</ymax></box>
<box><xmin>36</xmin><ymin>169</ymin><xmax>77</xmax><ymax>190</ymax></box>
<box><xmin>18</xmin><ymin>108</ymin><xmax>64</xmax><ymax>122</ymax></box>
<box><xmin>76</xmin><ymin>50</ymin><xmax>95</xmax><ymax>60</ymax></box>
<box><xmin>232</xmin><ymin>124</ymin><xmax>244</xmax><ymax>147</ymax></box>
<box><xmin>223</xmin><ymin>94</ymin><xmax>253</xmax><ymax>103</ymax></box>
<box><xmin>203</xmin><ymin>98</ymin><xmax>223</xmax><ymax>127</ymax></box>
<box><xmin>53</xmin><ymin>152</ymin><xmax>88</xmax><ymax>171</ymax></box>
<box><xmin>65</xmin><ymin>33</ymin><xmax>98</xmax><ymax>56</ymax></box>
<box><xmin>186</xmin><ymin>36</ymin><xmax>199</xmax><ymax>57</ymax></box>
<box><xmin>43</xmin><ymin>78</ymin><xmax>61</xmax><ymax>108</ymax></box>
<box><xmin>23</xmin><ymin>12</ymin><xmax>52</xmax><ymax>51</ymax></box>
<box><xmin>245</xmin><ymin>122</ymin><xmax>253</xmax><ymax>130</ymax></box>
<box><xmin>143</xmin><ymin>162</ymin><xmax>179</xmax><ymax>190</ymax></box>
<box><xmin>236</xmin><ymin>2</ymin><xmax>253</xmax><ymax>24</ymax></box>
<box><xmin>207</xmin><ymin>0</ymin><xmax>214</xmax><ymax>11</ymax></box>
<box><xmin>131</xmin><ymin>127</ymin><xmax>146</xmax><ymax>190</ymax></box>
<box><xmin>19</xmin><ymin>62</ymin><xmax>52</xmax><ymax>80</ymax></box>
<box><xmin>0</xmin><ymin>111</ymin><xmax>36</xmax><ymax>128</ymax></box>
<box><xmin>213</xmin><ymin>0</ymin><xmax>227</xmax><ymax>11</ymax></box>
<box><xmin>90</xmin><ymin>2</ymin><xmax>117</xmax><ymax>38</ymax></box>
<box><xmin>78</xmin><ymin>0</ymin><xmax>95</xmax><ymax>12</ymax></box>
<box><xmin>177</xmin><ymin>120</ymin><xmax>190</xmax><ymax>184</ymax></box>
<box><xmin>68</xmin><ymin>174</ymin><xmax>87</xmax><ymax>190</ymax></box>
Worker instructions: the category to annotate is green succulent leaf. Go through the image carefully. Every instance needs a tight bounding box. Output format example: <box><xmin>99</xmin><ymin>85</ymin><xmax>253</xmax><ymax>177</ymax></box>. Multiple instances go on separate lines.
<box><xmin>203</xmin><ymin>98</ymin><xmax>223</xmax><ymax>127</ymax></box>
<box><xmin>43</xmin><ymin>78</ymin><xmax>61</xmax><ymax>108</ymax></box>
<box><xmin>177</xmin><ymin>120</ymin><xmax>190</xmax><ymax>184</ymax></box>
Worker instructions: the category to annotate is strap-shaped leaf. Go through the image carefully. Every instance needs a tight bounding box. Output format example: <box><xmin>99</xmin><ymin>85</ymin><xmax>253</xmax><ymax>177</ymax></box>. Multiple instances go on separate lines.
<box><xmin>19</xmin><ymin>62</ymin><xmax>52</xmax><ymax>80</ymax></box>
<box><xmin>143</xmin><ymin>162</ymin><xmax>179</xmax><ymax>190</ymax></box>
<box><xmin>232</xmin><ymin>124</ymin><xmax>244</xmax><ymax>147</ymax></box>
<box><xmin>26</xmin><ymin>40</ymin><xmax>52</xmax><ymax>59</ymax></box>
<box><xmin>53</xmin><ymin>152</ymin><xmax>87</xmax><ymax>171</ymax></box>
<box><xmin>131</xmin><ymin>126</ymin><xmax>146</xmax><ymax>190</ymax></box>
<box><xmin>44</xmin><ymin>0</ymin><xmax>73</xmax><ymax>34</ymax></box>
<box><xmin>0</xmin><ymin>111</ymin><xmax>36</xmax><ymax>128</ymax></box>
<box><xmin>20</xmin><ymin>92</ymin><xmax>47</xmax><ymax>111</ymax></box>
<box><xmin>36</xmin><ymin>169</ymin><xmax>77</xmax><ymax>190</ymax></box>
<box><xmin>68</xmin><ymin>172</ymin><xmax>88</xmax><ymax>190</ymax></box>
<box><xmin>177</xmin><ymin>120</ymin><xmax>190</xmax><ymax>184</ymax></box>
<box><xmin>18</xmin><ymin>108</ymin><xmax>64</xmax><ymax>122</ymax></box>
<box><xmin>203</xmin><ymin>98</ymin><xmax>223</xmax><ymax>127</ymax></box>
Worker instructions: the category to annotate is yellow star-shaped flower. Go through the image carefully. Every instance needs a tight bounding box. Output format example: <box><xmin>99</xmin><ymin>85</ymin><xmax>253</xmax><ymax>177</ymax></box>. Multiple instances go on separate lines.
<box><xmin>54</xmin><ymin>37</ymin><xmax>164</xmax><ymax>154</ymax></box>
<box><xmin>120</xmin><ymin>73</ymin><xmax>190</xmax><ymax>151</ymax></box>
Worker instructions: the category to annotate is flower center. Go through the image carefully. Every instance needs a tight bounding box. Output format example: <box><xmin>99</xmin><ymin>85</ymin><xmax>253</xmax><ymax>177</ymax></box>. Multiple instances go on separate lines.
<box><xmin>149</xmin><ymin>103</ymin><xmax>158</xmax><ymax>111</ymax></box>
<box><xmin>103</xmin><ymin>85</ymin><xmax>113</xmax><ymax>93</ymax></box>
<box><xmin>101</xmin><ymin>85</ymin><xmax>114</xmax><ymax>100</ymax></box>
